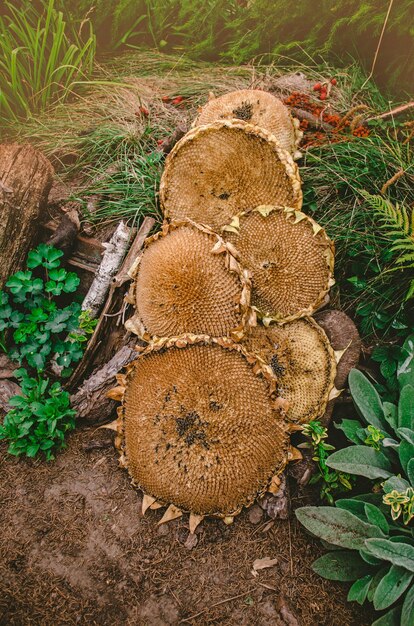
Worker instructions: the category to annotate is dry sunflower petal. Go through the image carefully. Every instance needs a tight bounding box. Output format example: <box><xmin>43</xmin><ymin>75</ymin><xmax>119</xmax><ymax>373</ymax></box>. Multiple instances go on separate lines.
<box><xmin>160</xmin><ymin>120</ymin><xmax>302</xmax><ymax>231</ymax></box>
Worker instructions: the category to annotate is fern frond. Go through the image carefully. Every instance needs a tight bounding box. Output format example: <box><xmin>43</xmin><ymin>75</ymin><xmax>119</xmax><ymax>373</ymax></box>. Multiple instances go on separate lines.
<box><xmin>396</xmin><ymin>253</ymin><xmax>414</xmax><ymax>265</ymax></box>
<box><xmin>362</xmin><ymin>192</ymin><xmax>414</xmax><ymax>293</ymax></box>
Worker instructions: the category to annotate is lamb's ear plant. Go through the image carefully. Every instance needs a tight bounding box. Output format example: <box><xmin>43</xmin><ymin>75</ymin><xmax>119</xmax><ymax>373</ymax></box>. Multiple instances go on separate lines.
<box><xmin>296</xmin><ymin>354</ymin><xmax>414</xmax><ymax>626</ymax></box>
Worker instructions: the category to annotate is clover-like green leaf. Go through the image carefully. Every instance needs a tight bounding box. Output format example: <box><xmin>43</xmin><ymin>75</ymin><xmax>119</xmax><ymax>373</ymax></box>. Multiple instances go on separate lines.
<box><xmin>63</xmin><ymin>273</ymin><xmax>80</xmax><ymax>293</ymax></box>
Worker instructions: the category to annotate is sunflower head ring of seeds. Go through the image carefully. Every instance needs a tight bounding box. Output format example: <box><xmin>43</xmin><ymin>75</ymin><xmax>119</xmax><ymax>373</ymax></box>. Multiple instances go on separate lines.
<box><xmin>108</xmin><ymin>335</ymin><xmax>301</xmax><ymax>528</ymax></box>
<box><xmin>193</xmin><ymin>89</ymin><xmax>303</xmax><ymax>159</ymax></box>
<box><xmin>242</xmin><ymin>317</ymin><xmax>337</xmax><ymax>424</ymax></box>
<box><xmin>222</xmin><ymin>205</ymin><xmax>335</xmax><ymax>324</ymax></box>
<box><xmin>124</xmin><ymin>220</ymin><xmax>254</xmax><ymax>342</ymax></box>
<box><xmin>160</xmin><ymin>119</ymin><xmax>303</xmax><ymax>231</ymax></box>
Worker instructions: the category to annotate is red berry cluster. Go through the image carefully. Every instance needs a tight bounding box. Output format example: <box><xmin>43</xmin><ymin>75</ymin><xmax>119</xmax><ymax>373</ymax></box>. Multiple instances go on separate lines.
<box><xmin>283</xmin><ymin>88</ymin><xmax>370</xmax><ymax>148</ymax></box>
<box><xmin>162</xmin><ymin>95</ymin><xmax>185</xmax><ymax>106</ymax></box>
<box><xmin>313</xmin><ymin>78</ymin><xmax>337</xmax><ymax>101</ymax></box>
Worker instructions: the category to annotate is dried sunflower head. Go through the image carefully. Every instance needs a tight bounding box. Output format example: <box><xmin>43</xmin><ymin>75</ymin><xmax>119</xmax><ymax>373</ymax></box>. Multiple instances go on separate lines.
<box><xmin>242</xmin><ymin>318</ymin><xmax>337</xmax><ymax>423</ymax></box>
<box><xmin>223</xmin><ymin>205</ymin><xmax>334</xmax><ymax>323</ymax></box>
<box><xmin>113</xmin><ymin>335</ymin><xmax>294</xmax><ymax>523</ymax></box>
<box><xmin>125</xmin><ymin>220</ymin><xmax>253</xmax><ymax>341</ymax></box>
<box><xmin>193</xmin><ymin>89</ymin><xmax>302</xmax><ymax>158</ymax></box>
<box><xmin>160</xmin><ymin>120</ymin><xmax>302</xmax><ymax>231</ymax></box>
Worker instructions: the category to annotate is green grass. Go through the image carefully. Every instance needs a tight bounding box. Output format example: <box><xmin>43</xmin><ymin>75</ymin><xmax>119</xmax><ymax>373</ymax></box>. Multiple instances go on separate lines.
<box><xmin>302</xmin><ymin>133</ymin><xmax>414</xmax><ymax>338</ymax></box>
<box><xmin>0</xmin><ymin>0</ymin><xmax>96</xmax><ymax>124</ymax></box>
<box><xmin>57</xmin><ymin>0</ymin><xmax>413</xmax><ymax>97</ymax></box>
<box><xmin>71</xmin><ymin>126</ymin><xmax>164</xmax><ymax>226</ymax></box>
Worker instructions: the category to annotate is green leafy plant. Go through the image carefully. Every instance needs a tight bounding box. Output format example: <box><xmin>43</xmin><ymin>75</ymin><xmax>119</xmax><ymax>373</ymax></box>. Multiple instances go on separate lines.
<box><xmin>0</xmin><ymin>0</ymin><xmax>96</xmax><ymax>123</ymax></box>
<box><xmin>362</xmin><ymin>193</ymin><xmax>414</xmax><ymax>302</ymax></box>
<box><xmin>0</xmin><ymin>243</ymin><xmax>90</xmax><ymax>376</ymax></box>
<box><xmin>303</xmin><ymin>135</ymin><xmax>414</xmax><ymax>340</ymax></box>
<box><xmin>296</xmin><ymin>362</ymin><xmax>414</xmax><ymax>625</ymax></box>
<box><xmin>301</xmin><ymin>420</ymin><xmax>354</xmax><ymax>505</ymax></box>
<box><xmin>0</xmin><ymin>368</ymin><xmax>75</xmax><ymax>461</ymax></box>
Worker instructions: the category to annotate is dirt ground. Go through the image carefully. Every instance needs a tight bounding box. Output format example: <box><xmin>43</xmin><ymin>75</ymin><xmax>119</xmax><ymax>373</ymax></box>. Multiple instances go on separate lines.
<box><xmin>0</xmin><ymin>427</ymin><xmax>372</xmax><ymax>626</ymax></box>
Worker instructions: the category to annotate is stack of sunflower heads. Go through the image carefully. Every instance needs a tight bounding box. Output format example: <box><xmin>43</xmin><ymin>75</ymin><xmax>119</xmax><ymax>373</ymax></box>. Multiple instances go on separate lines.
<box><xmin>109</xmin><ymin>89</ymin><xmax>341</xmax><ymax>531</ymax></box>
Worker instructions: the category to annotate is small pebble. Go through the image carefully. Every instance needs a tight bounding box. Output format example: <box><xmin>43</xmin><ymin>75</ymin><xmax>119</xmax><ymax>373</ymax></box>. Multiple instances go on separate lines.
<box><xmin>248</xmin><ymin>504</ymin><xmax>264</xmax><ymax>525</ymax></box>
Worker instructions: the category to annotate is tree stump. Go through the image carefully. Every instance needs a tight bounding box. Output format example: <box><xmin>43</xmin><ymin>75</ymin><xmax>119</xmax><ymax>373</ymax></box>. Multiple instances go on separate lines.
<box><xmin>0</xmin><ymin>144</ymin><xmax>54</xmax><ymax>287</ymax></box>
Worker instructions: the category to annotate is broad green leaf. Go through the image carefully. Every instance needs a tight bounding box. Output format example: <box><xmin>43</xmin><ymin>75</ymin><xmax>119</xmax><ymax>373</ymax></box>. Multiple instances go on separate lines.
<box><xmin>368</xmin><ymin>566</ymin><xmax>390</xmax><ymax>602</ymax></box>
<box><xmin>349</xmin><ymin>369</ymin><xmax>386</xmax><ymax>431</ymax></box>
<box><xmin>353</xmin><ymin>493</ymin><xmax>384</xmax><ymax>506</ymax></box>
<box><xmin>383</xmin><ymin>402</ymin><xmax>398</xmax><ymax>434</ymax></box>
<box><xmin>48</xmin><ymin>268</ymin><xmax>67</xmax><ymax>282</ymax></box>
<box><xmin>381</xmin><ymin>359</ymin><xmax>397</xmax><ymax>380</ymax></box>
<box><xmin>398</xmin><ymin>428</ymin><xmax>414</xmax><ymax>445</ymax></box>
<box><xmin>372</xmin><ymin>605</ymin><xmax>402</xmax><ymax>626</ymax></box>
<box><xmin>398</xmin><ymin>336</ymin><xmax>414</xmax><ymax>389</ymax></box>
<box><xmin>347</xmin><ymin>574</ymin><xmax>372</xmax><ymax>605</ymax></box>
<box><xmin>407</xmin><ymin>458</ymin><xmax>414</xmax><ymax>487</ymax></box>
<box><xmin>398</xmin><ymin>385</ymin><xmax>414</xmax><ymax>430</ymax></box>
<box><xmin>383</xmin><ymin>475</ymin><xmax>411</xmax><ymax>493</ymax></box>
<box><xmin>63</xmin><ymin>272</ymin><xmax>80</xmax><ymax>293</ymax></box>
<box><xmin>311</xmin><ymin>551</ymin><xmax>373</xmax><ymax>581</ymax></box>
<box><xmin>399</xmin><ymin>441</ymin><xmax>414</xmax><ymax>475</ymax></box>
<box><xmin>326</xmin><ymin>446</ymin><xmax>393</xmax><ymax>479</ymax></box>
<box><xmin>335</xmin><ymin>419</ymin><xmax>365</xmax><ymax>444</ymax></box>
<box><xmin>27</xmin><ymin>248</ymin><xmax>43</xmax><ymax>268</ymax></box>
<box><xmin>336</xmin><ymin>499</ymin><xmax>368</xmax><ymax>521</ymax></box>
<box><xmin>43</xmin><ymin>246</ymin><xmax>63</xmax><ymax>269</ymax></box>
<box><xmin>401</xmin><ymin>583</ymin><xmax>414</xmax><ymax>626</ymax></box>
<box><xmin>26</xmin><ymin>443</ymin><xmax>40</xmax><ymax>457</ymax></box>
<box><xmin>373</xmin><ymin>565</ymin><xmax>413</xmax><ymax>610</ymax></box>
<box><xmin>360</xmin><ymin>549</ymin><xmax>382</xmax><ymax>566</ymax></box>
<box><xmin>295</xmin><ymin>507</ymin><xmax>384</xmax><ymax>550</ymax></box>
<box><xmin>364</xmin><ymin>539</ymin><xmax>414</xmax><ymax>572</ymax></box>
<box><xmin>364</xmin><ymin>503</ymin><xmax>389</xmax><ymax>535</ymax></box>
<box><xmin>45</xmin><ymin>280</ymin><xmax>63</xmax><ymax>295</ymax></box>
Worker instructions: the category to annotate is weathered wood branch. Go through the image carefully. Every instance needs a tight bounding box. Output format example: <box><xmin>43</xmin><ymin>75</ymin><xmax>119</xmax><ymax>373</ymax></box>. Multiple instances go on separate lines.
<box><xmin>82</xmin><ymin>221</ymin><xmax>132</xmax><ymax>318</ymax></box>
<box><xmin>0</xmin><ymin>144</ymin><xmax>54</xmax><ymax>287</ymax></box>
<box><xmin>68</xmin><ymin>217</ymin><xmax>155</xmax><ymax>392</ymax></box>
<box><xmin>368</xmin><ymin>101</ymin><xmax>414</xmax><ymax>121</ymax></box>
<box><xmin>70</xmin><ymin>343</ymin><xmax>137</xmax><ymax>423</ymax></box>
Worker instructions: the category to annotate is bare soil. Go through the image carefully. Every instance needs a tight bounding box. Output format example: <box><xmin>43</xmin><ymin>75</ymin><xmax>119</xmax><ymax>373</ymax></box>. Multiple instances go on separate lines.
<box><xmin>0</xmin><ymin>428</ymin><xmax>370</xmax><ymax>626</ymax></box>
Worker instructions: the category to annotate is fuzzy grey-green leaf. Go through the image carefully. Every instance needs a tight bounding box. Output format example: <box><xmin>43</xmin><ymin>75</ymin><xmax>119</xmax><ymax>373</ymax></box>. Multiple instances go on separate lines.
<box><xmin>373</xmin><ymin>565</ymin><xmax>413</xmax><ymax>610</ymax></box>
<box><xmin>398</xmin><ymin>385</ymin><xmax>414</xmax><ymax>430</ymax></box>
<box><xmin>401</xmin><ymin>583</ymin><xmax>414</xmax><ymax>626</ymax></box>
<box><xmin>364</xmin><ymin>539</ymin><xmax>414</xmax><ymax>572</ymax></box>
<box><xmin>349</xmin><ymin>369</ymin><xmax>386</xmax><ymax>431</ymax></box>
<box><xmin>311</xmin><ymin>551</ymin><xmax>373</xmax><ymax>581</ymax></box>
<box><xmin>296</xmin><ymin>507</ymin><xmax>384</xmax><ymax>550</ymax></box>
<box><xmin>347</xmin><ymin>574</ymin><xmax>372</xmax><ymax>605</ymax></box>
<box><xmin>326</xmin><ymin>446</ymin><xmax>393</xmax><ymax>479</ymax></box>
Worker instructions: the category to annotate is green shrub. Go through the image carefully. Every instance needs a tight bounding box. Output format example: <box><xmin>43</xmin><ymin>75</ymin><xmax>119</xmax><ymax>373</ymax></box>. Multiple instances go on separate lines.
<box><xmin>301</xmin><ymin>420</ymin><xmax>354</xmax><ymax>505</ymax></box>
<box><xmin>0</xmin><ymin>243</ymin><xmax>96</xmax><ymax>460</ymax></box>
<box><xmin>58</xmin><ymin>0</ymin><xmax>413</xmax><ymax>96</ymax></box>
<box><xmin>296</xmin><ymin>347</ymin><xmax>414</xmax><ymax>625</ymax></box>
<box><xmin>302</xmin><ymin>135</ymin><xmax>414</xmax><ymax>339</ymax></box>
<box><xmin>0</xmin><ymin>368</ymin><xmax>75</xmax><ymax>461</ymax></box>
<box><xmin>0</xmin><ymin>0</ymin><xmax>96</xmax><ymax>123</ymax></box>
<box><xmin>0</xmin><ymin>243</ymin><xmax>93</xmax><ymax>376</ymax></box>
